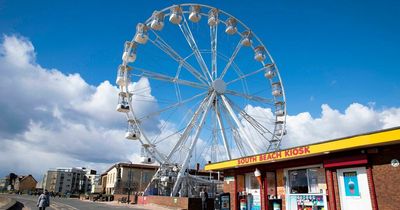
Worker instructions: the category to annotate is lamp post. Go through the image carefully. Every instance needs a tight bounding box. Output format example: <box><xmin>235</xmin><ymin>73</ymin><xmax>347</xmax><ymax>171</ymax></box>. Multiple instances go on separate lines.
<box><xmin>127</xmin><ymin>161</ymin><xmax>133</xmax><ymax>204</ymax></box>
<box><xmin>127</xmin><ymin>168</ymin><xmax>132</xmax><ymax>203</ymax></box>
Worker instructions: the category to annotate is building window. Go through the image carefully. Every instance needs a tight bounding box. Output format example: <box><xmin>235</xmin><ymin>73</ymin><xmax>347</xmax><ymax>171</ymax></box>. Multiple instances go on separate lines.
<box><xmin>287</xmin><ymin>167</ymin><xmax>327</xmax><ymax>210</ymax></box>
<box><xmin>288</xmin><ymin>168</ymin><xmax>319</xmax><ymax>194</ymax></box>
<box><xmin>143</xmin><ymin>172</ymin><xmax>149</xmax><ymax>183</ymax></box>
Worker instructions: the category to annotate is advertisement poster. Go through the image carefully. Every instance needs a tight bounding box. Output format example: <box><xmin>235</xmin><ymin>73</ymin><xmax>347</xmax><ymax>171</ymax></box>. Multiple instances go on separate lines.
<box><xmin>220</xmin><ymin>193</ymin><xmax>230</xmax><ymax>210</ymax></box>
<box><xmin>343</xmin><ymin>171</ymin><xmax>360</xmax><ymax>197</ymax></box>
<box><xmin>247</xmin><ymin>193</ymin><xmax>261</xmax><ymax>210</ymax></box>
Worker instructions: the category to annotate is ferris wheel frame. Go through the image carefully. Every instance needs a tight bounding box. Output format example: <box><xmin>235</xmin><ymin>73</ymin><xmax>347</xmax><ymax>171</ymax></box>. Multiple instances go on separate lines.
<box><xmin>116</xmin><ymin>3</ymin><xmax>287</xmax><ymax>197</ymax></box>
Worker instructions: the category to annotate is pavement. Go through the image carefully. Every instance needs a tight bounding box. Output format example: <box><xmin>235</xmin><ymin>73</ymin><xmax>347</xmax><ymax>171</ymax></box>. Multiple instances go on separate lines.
<box><xmin>0</xmin><ymin>194</ymin><xmax>177</xmax><ymax>210</ymax></box>
<box><xmin>0</xmin><ymin>197</ymin><xmax>16</xmax><ymax>209</ymax></box>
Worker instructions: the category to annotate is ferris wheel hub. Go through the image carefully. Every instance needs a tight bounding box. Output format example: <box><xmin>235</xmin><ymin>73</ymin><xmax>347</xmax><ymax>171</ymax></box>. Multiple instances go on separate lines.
<box><xmin>212</xmin><ymin>79</ymin><xmax>227</xmax><ymax>94</ymax></box>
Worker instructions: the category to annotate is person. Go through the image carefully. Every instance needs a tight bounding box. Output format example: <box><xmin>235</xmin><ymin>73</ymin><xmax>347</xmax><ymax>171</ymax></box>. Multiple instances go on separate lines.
<box><xmin>200</xmin><ymin>188</ymin><xmax>208</xmax><ymax>210</ymax></box>
<box><xmin>37</xmin><ymin>190</ymin><xmax>50</xmax><ymax>210</ymax></box>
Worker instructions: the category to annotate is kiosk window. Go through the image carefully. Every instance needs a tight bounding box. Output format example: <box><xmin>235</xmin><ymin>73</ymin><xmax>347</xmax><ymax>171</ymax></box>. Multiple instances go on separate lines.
<box><xmin>289</xmin><ymin>168</ymin><xmax>319</xmax><ymax>194</ymax></box>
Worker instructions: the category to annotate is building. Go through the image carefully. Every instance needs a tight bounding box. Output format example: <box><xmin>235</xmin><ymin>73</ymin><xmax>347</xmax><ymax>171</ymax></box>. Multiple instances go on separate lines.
<box><xmin>205</xmin><ymin>127</ymin><xmax>400</xmax><ymax>210</ymax></box>
<box><xmin>14</xmin><ymin>175</ymin><xmax>37</xmax><ymax>193</ymax></box>
<box><xmin>4</xmin><ymin>173</ymin><xmax>18</xmax><ymax>191</ymax></box>
<box><xmin>101</xmin><ymin>162</ymin><xmax>158</xmax><ymax>195</ymax></box>
<box><xmin>0</xmin><ymin>178</ymin><xmax>7</xmax><ymax>192</ymax></box>
<box><xmin>86</xmin><ymin>172</ymin><xmax>101</xmax><ymax>193</ymax></box>
<box><xmin>43</xmin><ymin>167</ymin><xmax>97</xmax><ymax>195</ymax></box>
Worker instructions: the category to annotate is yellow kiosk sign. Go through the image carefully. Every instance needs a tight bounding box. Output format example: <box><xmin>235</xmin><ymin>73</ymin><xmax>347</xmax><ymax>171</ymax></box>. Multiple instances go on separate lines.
<box><xmin>205</xmin><ymin>128</ymin><xmax>400</xmax><ymax>171</ymax></box>
<box><xmin>237</xmin><ymin>146</ymin><xmax>311</xmax><ymax>165</ymax></box>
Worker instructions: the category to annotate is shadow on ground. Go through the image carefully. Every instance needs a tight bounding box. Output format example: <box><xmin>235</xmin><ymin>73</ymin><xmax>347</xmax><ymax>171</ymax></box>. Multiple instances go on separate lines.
<box><xmin>8</xmin><ymin>202</ymin><xmax>24</xmax><ymax>210</ymax></box>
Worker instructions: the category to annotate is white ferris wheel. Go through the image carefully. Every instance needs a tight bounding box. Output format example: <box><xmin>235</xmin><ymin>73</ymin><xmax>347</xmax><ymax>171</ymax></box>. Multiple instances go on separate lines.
<box><xmin>115</xmin><ymin>3</ymin><xmax>286</xmax><ymax>197</ymax></box>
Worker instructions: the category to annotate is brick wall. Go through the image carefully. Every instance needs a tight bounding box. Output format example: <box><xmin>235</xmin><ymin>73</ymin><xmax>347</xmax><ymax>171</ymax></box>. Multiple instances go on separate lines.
<box><xmin>137</xmin><ymin>195</ymin><xmax>189</xmax><ymax>209</ymax></box>
<box><xmin>325</xmin><ymin>169</ymin><xmax>336</xmax><ymax>210</ymax></box>
<box><xmin>223</xmin><ymin>176</ymin><xmax>236</xmax><ymax>210</ymax></box>
<box><xmin>332</xmin><ymin>170</ymin><xmax>342</xmax><ymax>210</ymax></box>
<box><xmin>370</xmin><ymin>146</ymin><xmax>400</xmax><ymax>210</ymax></box>
<box><xmin>276</xmin><ymin>169</ymin><xmax>285</xmax><ymax>210</ymax></box>
<box><xmin>16</xmin><ymin>176</ymin><xmax>37</xmax><ymax>192</ymax></box>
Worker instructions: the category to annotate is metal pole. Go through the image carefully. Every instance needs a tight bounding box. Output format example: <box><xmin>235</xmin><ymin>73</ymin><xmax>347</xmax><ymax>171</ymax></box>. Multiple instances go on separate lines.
<box><xmin>127</xmin><ymin>167</ymin><xmax>131</xmax><ymax>203</ymax></box>
<box><xmin>171</xmin><ymin>91</ymin><xmax>216</xmax><ymax>196</ymax></box>
<box><xmin>139</xmin><ymin>167</ymin><xmax>143</xmax><ymax>193</ymax></box>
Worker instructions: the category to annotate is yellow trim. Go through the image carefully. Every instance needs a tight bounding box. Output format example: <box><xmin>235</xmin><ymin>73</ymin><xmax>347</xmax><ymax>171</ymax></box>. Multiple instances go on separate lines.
<box><xmin>204</xmin><ymin>128</ymin><xmax>400</xmax><ymax>171</ymax></box>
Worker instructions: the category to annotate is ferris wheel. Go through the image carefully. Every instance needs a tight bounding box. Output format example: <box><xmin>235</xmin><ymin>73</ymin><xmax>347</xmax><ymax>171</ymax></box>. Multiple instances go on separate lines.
<box><xmin>115</xmin><ymin>3</ymin><xmax>286</xmax><ymax>196</ymax></box>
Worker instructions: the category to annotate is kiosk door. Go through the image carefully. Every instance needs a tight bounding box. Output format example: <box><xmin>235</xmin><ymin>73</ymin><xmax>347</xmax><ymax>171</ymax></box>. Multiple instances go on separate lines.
<box><xmin>245</xmin><ymin>173</ymin><xmax>261</xmax><ymax>210</ymax></box>
<box><xmin>337</xmin><ymin>167</ymin><xmax>372</xmax><ymax>210</ymax></box>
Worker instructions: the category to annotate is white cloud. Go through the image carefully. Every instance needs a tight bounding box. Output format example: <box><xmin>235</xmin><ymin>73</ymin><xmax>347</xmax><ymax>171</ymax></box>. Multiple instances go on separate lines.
<box><xmin>0</xmin><ymin>35</ymin><xmax>145</xmax><ymax>179</ymax></box>
<box><xmin>283</xmin><ymin>103</ymin><xmax>400</xmax><ymax>147</ymax></box>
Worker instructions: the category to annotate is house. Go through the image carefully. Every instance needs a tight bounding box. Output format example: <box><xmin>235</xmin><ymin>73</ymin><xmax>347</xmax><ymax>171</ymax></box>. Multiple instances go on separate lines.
<box><xmin>14</xmin><ymin>175</ymin><xmax>37</xmax><ymax>193</ymax></box>
<box><xmin>101</xmin><ymin>162</ymin><xmax>158</xmax><ymax>195</ymax></box>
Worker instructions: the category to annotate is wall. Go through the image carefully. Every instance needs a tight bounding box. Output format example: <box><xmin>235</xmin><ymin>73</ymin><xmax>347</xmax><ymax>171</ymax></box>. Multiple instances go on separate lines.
<box><xmin>137</xmin><ymin>195</ymin><xmax>189</xmax><ymax>209</ymax></box>
<box><xmin>276</xmin><ymin>169</ymin><xmax>286</xmax><ymax>210</ymax></box>
<box><xmin>223</xmin><ymin>173</ymin><xmax>236</xmax><ymax>210</ymax></box>
<box><xmin>106</xmin><ymin>168</ymin><xmax>117</xmax><ymax>194</ymax></box>
<box><xmin>18</xmin><ymin>176</ymin><xmax>37</xmax><ymax>192</ymax></box>
<box><xmin>370</xmin><ymin>146</ymin><xmax>400</xmax><ymax>210</ymax></box>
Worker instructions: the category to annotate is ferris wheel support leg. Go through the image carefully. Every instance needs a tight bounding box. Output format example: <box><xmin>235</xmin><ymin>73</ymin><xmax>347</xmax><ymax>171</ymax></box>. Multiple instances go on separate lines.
<box><xmin>220</xmin><ymin>95</ymin><xmax>258</xmax><ymax>154</ymax></box>
<box><xmin>215</xmin><ymin>100</ymin><xmax>232</xmax><ymax>160</ymax></box>
<box><xmin>143</xmin><ymin>167</ymin><xmax>162</xmax><ymax>195</ymax></box>
<box><xmin>137</xmin><ymin>137</ymin><xmax>166</xmax><ymax>164</ymax></box>
<box><xmin>171</xmin><ymin>91</ymin><xmax>216</xmax><ymax>197</ymax></box>
<box><xmin>166</xmin><ymin>93</ymin><xmax>212</xmax><ymax>161</ymax></box>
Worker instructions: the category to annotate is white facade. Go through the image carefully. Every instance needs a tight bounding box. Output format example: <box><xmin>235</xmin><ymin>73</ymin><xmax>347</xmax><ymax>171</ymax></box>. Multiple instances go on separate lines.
<box><xmin>103</xmin><ymin>163</ymin><xmax>158</xmax><ymax>195</ymax></box>
<box><xmin>106</xmin><ymin>167</ymin><xmax>118</xmax><ymax>194</ymax></box>
<box><xmin>43</xmin><ymin>167</ymin><xmax>98</xmax><ymax>195</ymax></box>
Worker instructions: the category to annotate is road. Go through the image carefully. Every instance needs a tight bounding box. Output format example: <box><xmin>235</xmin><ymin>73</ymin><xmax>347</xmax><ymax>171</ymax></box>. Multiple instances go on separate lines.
<box><xmin>1</xmin><ymin>194</ymin><xmax>162</xmax><ymax>210</ymax></box>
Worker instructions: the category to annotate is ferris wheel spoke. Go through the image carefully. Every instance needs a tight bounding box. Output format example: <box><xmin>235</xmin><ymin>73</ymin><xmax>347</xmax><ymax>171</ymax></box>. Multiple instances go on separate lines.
<box><xmin>134</xmin><ymin>67</ymin><xmax>209</xmax><ymax>90</ymax></box>
<box><xmin>219</xmin><ymin>103</ymin><xmax>247</xmax><ymax>156</ymax></box>
<box><xmin>179</xmin><ymin>16</ymin><xmax>213</xmax><ymax>82</ymax></box>
<box><xmin>220</xmin><ymin>95</ymin><xmax>258</xmax><ymax>154</ymax></box>
<box><xmin>238</xmin><ymin>108</ymin><xmax>275</xmax><ymax>145</ymax></box>
<box><xmin>210</xmin><ymin>23</ymin><xmax>218</xmax><ymax>80</ymax></box>
<box><xmin>138</xmin><ymin>91</ymin><xmax>207</xmax><ymax>121</ymax></box>
<box><xmin>149</xmin><ymin>31</ymin><xmax>209</xmax><ymax>85</ymax></box>
<box><xmin>224</xmin><ymin>89</ymin><xmax>273</xmax><ymax>104</ymax></box>
<box><xmin>224</xmin><ymin>96</ymin><xmax>269</xmax><ymax>151</ymax></box>
<box><xmin>171</xmin><ymin>91</ymin><xmax>216</xmax><ymax>196</ymax></box>
<box><xmin>219</xmin><ymin>38</ymin><xmax>243</xmax><ymax>79</ymax></box>
<box><xmin>166</xmin><ymin>92</ymin><xmax>213</xmax><ymax>161</ymax></box>
<box><xmin>214</xmin><ymin>96</ymin><xmax>232</xmax><ymax>160</ymax></box>
<box><xmin>226</xmin><ymin>66</ymin><xmax>267</xmax><ymax>85</ymax></box>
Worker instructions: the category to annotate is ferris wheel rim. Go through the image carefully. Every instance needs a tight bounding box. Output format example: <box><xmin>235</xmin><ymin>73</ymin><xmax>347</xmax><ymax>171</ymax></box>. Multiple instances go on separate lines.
<box><xmin>140</xmin><ymin>3</ymin><xmax>287</xmax><ymax>141</ymax></box>
<box><xmin>124</xmin><ymin>3</ymin><xmax>287</xmax><ymax>162</ymax></box>
<box><xmin>116</xmin><ymin>3</ymin><xmax>288</xmax><ymax>197</ymax></box>
<box><xmin>118</xmin><ymin>4</ymin><xmax>288</xmax><ymax>195</ymax></box>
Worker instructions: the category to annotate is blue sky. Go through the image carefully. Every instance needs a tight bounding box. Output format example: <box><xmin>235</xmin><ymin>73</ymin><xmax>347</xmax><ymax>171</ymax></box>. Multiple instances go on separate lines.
<box><xmin>0</xmin><ymin>0</ymin><xmax>399</xmax><ymax>178</ymax></box>
<box><xmin>1</xmin><ymin>0</ymin><xmax>399</xmax><ymax>115</ymax></box>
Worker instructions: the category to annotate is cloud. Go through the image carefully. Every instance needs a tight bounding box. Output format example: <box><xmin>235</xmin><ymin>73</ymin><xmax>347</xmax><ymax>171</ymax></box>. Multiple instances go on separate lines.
<box><xmin>0</xmin><ymin>35</ymin><xmax>145</xmax><ymax>178</ymax></box>
<box><xmin>283</xmin><ymin>103</ymin><xmax>400</xmax><ymax>147</ymax></box>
